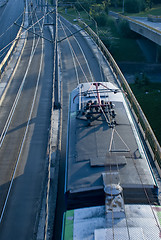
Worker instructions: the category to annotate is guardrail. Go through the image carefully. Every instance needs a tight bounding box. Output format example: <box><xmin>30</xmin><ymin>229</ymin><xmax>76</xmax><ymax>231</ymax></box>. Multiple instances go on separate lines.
<box><xmin>113</xmin><ymin>12</ymin><xmax>161</xmax><ymax>36</ymax></box>
<box><xmin>0</xmin><ymin>11</ymin><xmax>24</xmax><ymax>79</ymax></box>
<box><xmin>148</xmin><ymin>15</ymin><xmax>161</xmax><ymax>22</ymax></box>
<box><xmin>79</xmin><ymin>20</ymin><xmax>161</xmax><ymax>174</ymax></box>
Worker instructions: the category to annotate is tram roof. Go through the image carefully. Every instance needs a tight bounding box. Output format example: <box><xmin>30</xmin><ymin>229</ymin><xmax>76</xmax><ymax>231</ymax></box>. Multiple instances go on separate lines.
<box><xmin>66</xmin><ymin>82</ymin><xmax>157</xmax><ymax>206</ymax></box>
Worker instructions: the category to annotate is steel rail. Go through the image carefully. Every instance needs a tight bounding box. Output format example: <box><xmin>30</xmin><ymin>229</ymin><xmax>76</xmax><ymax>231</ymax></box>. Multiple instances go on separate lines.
<box><xmin>59</xmin><ymin>17</ymin><xmax>94</xmax><ymax>82</ymax></box>
<box><xmin>59</xmin><ymin>19</ymin><xmax>118</xmax><ymax>130</ymax></box>
<box><xmin>0</xmin><ymin>13</ymin><xmax>38</xmax><ymax>149</ymax></box>
<box><xmin>59</xmin><ymin>19</ymin><xmax>117</xmax><ymax>127</ymax></box>
<box><xmin>58</xmin><ymin>17</ymin><xmax>79</xmax><ymax>84</ymax></box>
<box><xmin>0</xmin><ymin>35</ymin><xmax>44</xmax><ymax>224</ymax></box>
<box><xmin>0</xmin><ymin>11</ymin><xmax>24</xmax><ymax>78</ymax></box>
<box><xmin>58</xmin><ymin>17</ymin><xmax>94</xmax><ymax>84</ymax></box>
<box><xmin>0</xmin><ymin>5</ymin><xmax>45</xmax><ymax>224</ymax></box>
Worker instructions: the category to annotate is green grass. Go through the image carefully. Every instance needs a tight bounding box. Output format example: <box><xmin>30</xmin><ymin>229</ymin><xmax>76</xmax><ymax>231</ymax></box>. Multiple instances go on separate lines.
<box><xmin>58</xmin><ymin>7</ymin><xmax>78</xmax><ymax>22</ymax></box>
<box><xmin>130</xmin><ymin>83</ymin><xmax>161</xmax><ymax>145</ymax></box>
<box><xmin>58</xmin><ymin>7</ymin><xmax>91</xmax><ymax>24</ymax></box>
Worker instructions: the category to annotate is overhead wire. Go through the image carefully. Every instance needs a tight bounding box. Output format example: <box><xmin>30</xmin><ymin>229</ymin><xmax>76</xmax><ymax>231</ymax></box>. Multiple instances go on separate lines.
<box><xmin>0</xmin><ymin>8</ymin><xmax>55</xmax><ymax>54</ymax></box>
<box><xmin>0</xmin><ymin>10</ymin><xmax>24</xmax><ymax>60</ymax></box>
<box><xmin>58</xmin><ymin>15</ymin><xmax>115</xmax><ymax>125</ymax></box>
<box><xmin>58</xmin><ymin>5</ymin><xmax>161</xmax><ymax>239</ymax></box>
<box><xmin>58</xmin><ymin>17</ymin><xmax>94</xmax><ymax>82</ymax></box>
<box><xmin>0</xmin><ymin>10</ymin><xmax>24</xmax><ymax>40</ymax></box>
<box><xmin>75</xmin><ymin>0</ymin><xmax>104</xmax><ymax>83</ymax></box>
<box><xmin>59</xmin><ymin>18</ymin><xmax>120</xmax><ymax>236</ymax></box>
<box><xmin>58</xmin><ymin>16</ymin><xmax>79</xmax><ymax>84</ymax></box>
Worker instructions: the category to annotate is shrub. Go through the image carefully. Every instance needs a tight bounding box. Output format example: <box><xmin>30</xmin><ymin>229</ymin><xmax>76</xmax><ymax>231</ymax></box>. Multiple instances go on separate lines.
<box><xmin>118</xmin><ymin>19</ymin><xmax>140</xmax><ymax>38</ymax></box>
<box><xmin>90</xmin><ymin>4</ymin><xmax>108</xmax><ymax>26</ymax></box>
<box><xmin>110</xmin><ymin>0</ymin><xmax>123</xmax><ymax>7</ymax></box>
<box><xmin>94</xmin><ymin>13</ymin><xmax>108</xmax><ymax>26</ymax></box>
<box><xmin>153</xmin><ymin>0</ymin><xmax>161</xmax><ymax>3</ymax></box>
<box><xmin>118</xmin><ymin>20</ymin><xmax>131</xmax><ymax>37</ymax></box>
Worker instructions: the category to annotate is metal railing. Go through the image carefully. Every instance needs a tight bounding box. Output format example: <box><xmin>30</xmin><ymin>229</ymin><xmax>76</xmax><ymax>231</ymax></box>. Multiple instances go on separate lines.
<box><xmin>148</xmin><ymin>15</ymin><xmax>161</xmax><ymax>23</ymax></box>
<box><xmin>79</xmin><ymin>20</ymin><xmax>161</xmax><ymax>172</ymax></box>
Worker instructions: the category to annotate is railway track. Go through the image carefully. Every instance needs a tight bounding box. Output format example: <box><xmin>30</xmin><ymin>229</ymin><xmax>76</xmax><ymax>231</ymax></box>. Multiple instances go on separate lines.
<box><xmin>58</xmin><ymin>16</ymin><xmax>107</xmax><ymax>84</ymax></box>
<box><xmin>0</xmin><ymin>2</ymin><xmax>45</xmax><ymax>219</ymax></box>
<box><xmin>0</xmin><ymin>1</ymin><xmax>42</xmax><ymax>219</ymax></box>
<box><xmin>52</xmin><ymin>15</ymin><xmax>113</xmax><ymax>240</ymax></box>
<box><xmin>55</xmin><ymin>13</ymin><xmax>161</xmax><ymax>240</ymax></box>
<box><xmin>0</xmin><ymin>3</ymin><xmax>53</xmax><ymax>239</ymax></box>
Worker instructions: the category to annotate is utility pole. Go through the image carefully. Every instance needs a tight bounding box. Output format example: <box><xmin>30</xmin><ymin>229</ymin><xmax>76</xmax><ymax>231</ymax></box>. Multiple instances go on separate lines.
<box><xmin>54</xmin><ymin>0</ymin><xmax>59</xmax><ymax>109</ymax></box>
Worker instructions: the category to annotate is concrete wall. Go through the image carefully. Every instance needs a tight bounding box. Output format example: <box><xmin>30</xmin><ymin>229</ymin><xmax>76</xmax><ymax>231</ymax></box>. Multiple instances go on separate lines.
<box><xmin>128</xmin><ymin>20</ymin><xmax>161</xmax><ymax>46</ymax></box>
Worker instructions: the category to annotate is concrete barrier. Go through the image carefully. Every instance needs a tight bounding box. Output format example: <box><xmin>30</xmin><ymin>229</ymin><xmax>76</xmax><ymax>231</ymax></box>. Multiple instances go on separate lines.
<box><xmin>128</xmin><ymin>19</ymin><xmax>161</xmax><ymax>46</ymax></box>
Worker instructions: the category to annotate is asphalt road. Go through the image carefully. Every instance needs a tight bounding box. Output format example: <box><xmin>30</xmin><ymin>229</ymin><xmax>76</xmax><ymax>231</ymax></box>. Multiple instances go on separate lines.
<box><xmin>0</xmin><ymin>4</ymin><xmax>54</xmax><ymax>240</ymax></box>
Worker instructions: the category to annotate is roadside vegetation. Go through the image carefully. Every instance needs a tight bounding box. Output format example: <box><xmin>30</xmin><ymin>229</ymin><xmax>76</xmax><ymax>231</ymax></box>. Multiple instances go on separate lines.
<box><xmin>58</xmin><ymin>0</ymin><xmax>161</xmax><ymax>145</ymax></box>
<box><xmin>58</xmin><ymin>0</ymin><xmax>160</xmax><ymax>62</ymax></box>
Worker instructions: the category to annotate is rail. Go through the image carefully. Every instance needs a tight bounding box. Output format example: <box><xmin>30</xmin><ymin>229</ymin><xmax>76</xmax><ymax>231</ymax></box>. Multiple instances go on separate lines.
<box><xmin>79</xmin><ymin>20</ymin><xmax>161</xmax><ymax>173</ymax></box>
<box><xmin>0</xmin><ymin>10</ymin><xmax>24</xmax><ymax>79</ymax></box>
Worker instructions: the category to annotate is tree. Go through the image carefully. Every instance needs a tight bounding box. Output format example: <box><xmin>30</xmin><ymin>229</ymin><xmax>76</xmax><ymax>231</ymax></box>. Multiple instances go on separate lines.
<box><xmin>110</xmin><ymin>0</ymin><xmax>123</xmax><ymax>7</ymax></box>
<box><xmin>145</xmin><ymin>0</ymin><xmax>153</xmax><ymax>8</ymax></box>
<box><xmin>90</xmin><ymin>4</ymin><xmax>108</xmax><ymax>26</ymax></box>
<box><xmin>153</xmin><ymin>0</ymin><xmax>161</xmax><ymax>3</ymax></box>
<box><xmin>75</xmin><ymin>0</ymin><xmax>94</xmax><ymax>12</ymax></box>
<box><xmin>124</xmin><ymin>0</ymin><xmax>146</xmax><ymax>13</ymax></box>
